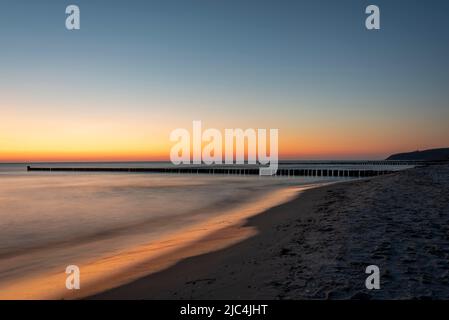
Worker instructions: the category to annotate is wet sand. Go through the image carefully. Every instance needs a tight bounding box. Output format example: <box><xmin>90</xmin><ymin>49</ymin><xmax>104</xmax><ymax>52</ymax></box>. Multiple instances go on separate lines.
<box><xmin>91</xmin><ymin>164</ymin><xmax>449</xmax><ymax>299</ymax></box>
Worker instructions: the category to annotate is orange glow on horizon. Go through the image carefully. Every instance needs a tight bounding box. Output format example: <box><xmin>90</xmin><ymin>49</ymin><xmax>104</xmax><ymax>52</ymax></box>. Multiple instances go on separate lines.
<box><xmin>0</xmin><ymin>137</ymin><xmax>428</xmax><ymax>162</ymax></box>
<box><xmin>2</xmin><ymin>128</ymin><xmax>448</xmax><ymax>162</ymax></box>
<box><xmin>1</xmin><ymin>106</ymin><xmax>448</xmax><ymax>162</ymax></box>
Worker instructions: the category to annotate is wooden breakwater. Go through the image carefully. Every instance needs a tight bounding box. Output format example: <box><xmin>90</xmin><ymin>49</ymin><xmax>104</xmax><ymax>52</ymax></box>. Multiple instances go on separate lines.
<box><xmin>26</xmin><ymin>162</ymin><xmax>418</xmax><ymax>177</ymax></box>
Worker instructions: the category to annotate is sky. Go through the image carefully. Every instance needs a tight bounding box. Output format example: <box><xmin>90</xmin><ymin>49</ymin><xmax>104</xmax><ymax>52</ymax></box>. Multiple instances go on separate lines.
<box><xmin>1</xmin><ymin>0</ymin><xmax>448</xmax><ymax>161</ymax></box>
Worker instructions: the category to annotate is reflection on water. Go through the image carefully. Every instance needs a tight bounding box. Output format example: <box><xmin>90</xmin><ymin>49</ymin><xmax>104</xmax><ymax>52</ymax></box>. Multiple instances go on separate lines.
<box><xmin>0</xmin><ymin>164</ymin><xmax>337</xmax><ymax>299</ymax></box>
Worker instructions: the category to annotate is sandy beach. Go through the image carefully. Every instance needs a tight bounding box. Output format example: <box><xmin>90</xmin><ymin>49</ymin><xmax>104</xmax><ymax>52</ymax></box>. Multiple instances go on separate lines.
<box><xmin>92</xmin><ymin>164</ymin><xmax>449</xmax><ymax>300</ymax></box>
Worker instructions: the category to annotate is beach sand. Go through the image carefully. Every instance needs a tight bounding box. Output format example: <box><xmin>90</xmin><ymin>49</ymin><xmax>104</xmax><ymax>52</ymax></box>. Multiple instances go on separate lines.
<box><xmin>91</xmin><ymin>164</ymin><xmax>449</xmax><ymax>300</ymax></box>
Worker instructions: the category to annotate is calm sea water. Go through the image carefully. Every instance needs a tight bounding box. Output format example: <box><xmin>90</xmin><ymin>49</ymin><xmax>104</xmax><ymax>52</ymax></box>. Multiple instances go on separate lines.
<box><xmin>0</xmin><ymin>162</ymin><xmax>342</xmax><ymax>298</ymax></box>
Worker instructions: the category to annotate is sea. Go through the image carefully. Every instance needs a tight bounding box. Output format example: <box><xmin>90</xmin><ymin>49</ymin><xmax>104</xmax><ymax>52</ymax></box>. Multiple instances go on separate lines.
<box><xmin>0</xmin><ymin>162</ymin><xmax>369</xmax><ymax>299</ymax></box>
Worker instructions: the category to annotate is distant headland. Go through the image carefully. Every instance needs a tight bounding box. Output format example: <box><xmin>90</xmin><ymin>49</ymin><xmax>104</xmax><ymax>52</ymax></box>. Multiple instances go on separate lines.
<box><xmin>386</xmin><ymin>148</ymin><xmax>449</xmax><ymax>161</ymax></box>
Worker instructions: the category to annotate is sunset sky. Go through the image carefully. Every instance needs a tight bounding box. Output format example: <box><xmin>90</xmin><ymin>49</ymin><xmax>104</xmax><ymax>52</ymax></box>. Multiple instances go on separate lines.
<box><xmin>1</xmin><ymin>0</ymin><xmax>448</xmax><ymax>162</ymax></box>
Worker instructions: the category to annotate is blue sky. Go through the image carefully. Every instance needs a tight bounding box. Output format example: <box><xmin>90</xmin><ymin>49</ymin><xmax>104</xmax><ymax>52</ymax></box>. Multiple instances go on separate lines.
<box><xmin>1</xmin><ymin>0</ymin><xmax>448</xmax><ymax>160</ymax></box>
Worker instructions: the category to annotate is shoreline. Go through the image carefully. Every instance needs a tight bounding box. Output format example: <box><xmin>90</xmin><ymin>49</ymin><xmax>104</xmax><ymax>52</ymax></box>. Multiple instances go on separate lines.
<box><xmin>91</xmin><ymin>164</ymin><xmax>449</xmax><ymax>299</ymax></box>
<box><xmin>0</xmin><ymin>181</ymin><xmax>310</xmax><ymax>299</ymax></box>
<box><xmin>89</xmin><ymin>179</ymin><xmax>354</xmax><ymax>299</ymax></box>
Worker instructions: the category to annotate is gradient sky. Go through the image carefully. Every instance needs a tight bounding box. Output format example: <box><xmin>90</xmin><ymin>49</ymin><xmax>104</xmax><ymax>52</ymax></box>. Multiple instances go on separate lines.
<box><xmin>1</xmin><ymin>0</ymin><xmax>448</xmax><ymax>161</ymax></box>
